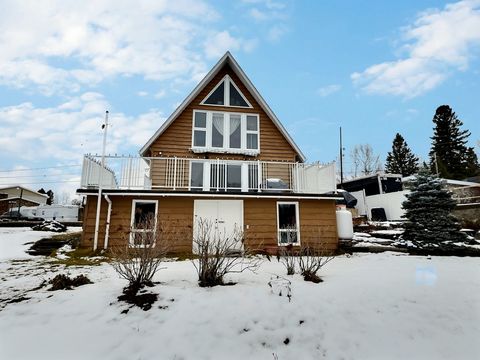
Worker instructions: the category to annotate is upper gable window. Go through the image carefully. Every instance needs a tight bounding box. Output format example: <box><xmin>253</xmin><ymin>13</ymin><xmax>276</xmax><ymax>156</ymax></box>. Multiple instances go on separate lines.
<box><xmin>201</xmin><ymin>75</ymin><xmax>252</xmax><ymax>108</ymax></box>
<box><xmin>191</xmin><ymin>110</ymin><xmax>260</xmax><ymax>156</ymax></box>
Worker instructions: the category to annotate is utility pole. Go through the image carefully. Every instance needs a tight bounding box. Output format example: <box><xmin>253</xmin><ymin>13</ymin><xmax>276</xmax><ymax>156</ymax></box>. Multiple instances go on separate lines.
<box><xmin>17</xmin><ymin>187</ymin><xmax>23</xmax><ymax>219</ymax></box>
<box><xmin>339</xmin><ymin>127</ymin><xmax>344</xmax><ymax>187</ymax></box>
<box><xmin>93</xmin><ymin>110</ymin><xmax>109</xmax><ymax>251</ymax></box>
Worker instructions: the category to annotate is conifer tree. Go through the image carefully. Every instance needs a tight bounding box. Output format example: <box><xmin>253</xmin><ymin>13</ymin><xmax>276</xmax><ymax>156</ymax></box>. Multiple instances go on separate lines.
<box><xmin>429</xmin><ymin>105</ymin><xmax>479</xmax><ymax>179</ymax></box>
<box><xmin>402</xmin><ymin>167</ymin><xmax>466</xmax><ymax>246</ymax></box>
<box><xmin>385</xmin><ymin>133</ymin><xmax>419</xmax><ymax>176</ymax></box>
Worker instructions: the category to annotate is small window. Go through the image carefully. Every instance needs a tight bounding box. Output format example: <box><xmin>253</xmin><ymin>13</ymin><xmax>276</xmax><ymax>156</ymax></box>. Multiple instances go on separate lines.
<box><xmin>246</xmin><ymin>115</ymin><xmax>259</xmax><ymax>150</ymax></box>
<box><xmin>246</xmin><ymin>134</ymin><xmax>258</xmax><ymax>150</ymax></box>
<box><xmin>230</xmin><ymin>82</ymin><xmax>249</xmax><ymax>107</ymax></box>
<box><xmin>229</xmin><ymin>114</ymin><xmax>241</xmax><ymax>149</ymax></box>
<box><xmin>130</xmin><ymin>200</ymin><xmax>158</xmax><ymax>247</ymax></box>
<box><xmin>203</xmin><ymin>81</ymin><xmax>224</xmax><ymax>105</ymax></box>
<box><xmin>227</xmin><ymin>164</ymin><xmax>242</xmax><ymax>190</ymax></box>
<box><xmin>194</xmin><ymin>112</ymin><xmax>207</xmax><ymax>127</ymax></box>
<box><xmin>190</xmin><ymin>162</ymin><xmax>204</xmax><ymax>190</ymax></box>
<box><xmin>277</xmin><ymin>202</ymin><xmax>300</xmax><ymax>245</ymax></box>
<box><xmin>193</xmin><ymin>111</ymin><xmax>207</xmax><ymax>147</ymax></box>
<box><xmin>211</xmin><ymin>113</ymin><xmax>224</xmax><ymax>148</ymax></box>
<box><xmin>246</xmin><ymin>115</ymin><xmax>258</xmax><ymax>131</ymax></box>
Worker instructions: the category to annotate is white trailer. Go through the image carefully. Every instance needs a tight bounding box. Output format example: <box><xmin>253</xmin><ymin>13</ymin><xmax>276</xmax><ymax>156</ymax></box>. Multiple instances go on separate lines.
<box><xmin>35</xmin><ymin>205</ymin><xmax>80</xmax><ymax>222</ymax></box>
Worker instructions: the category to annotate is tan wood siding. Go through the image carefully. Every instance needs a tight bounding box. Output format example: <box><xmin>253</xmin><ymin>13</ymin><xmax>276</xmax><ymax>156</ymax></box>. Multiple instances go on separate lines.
<box><xmin>147</xmin><ymin>63</ymin><xmax>298</xmax><ymax>169</ymax></box>
<box><xmin>81</xmin><ymin>195</ymin><xmax>194</xmax><ymax>253</ymax></box>
<box><xmin>244</xmin><ymin>198</ymin><xmax>338</xmax><ymax>251</ymax></box>
<box><xmin>81</xmin><ymin>195</ymin><xmax>338</xmax><ymax>253</ymax></box>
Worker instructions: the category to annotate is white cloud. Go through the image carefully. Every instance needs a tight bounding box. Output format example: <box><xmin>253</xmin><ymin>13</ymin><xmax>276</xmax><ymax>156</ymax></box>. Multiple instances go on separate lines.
<box><xmin>137</xmin><ymin>91</ymin><xmax>149</xmax><ymax>97</ymax></box>
<box><xmin>154</xmin><ymin>90</ymin><xmax>167</xmax><ymax>99</ymax></box>
<box><xmin>204</xmin><ymin>31</ymin><xmax>257</xmax><ymax>59</ymax></box>
<box><xmin>243</xmin><ymin>0</ymin><xmax>290</xmax><ymax>42</ymax></box>
<box><xmin>242</xmin><ymin>0</ymin><xmax>287</xmax><ymax>11</ymax></box>
<box><xmin>249</xmin><ymin>8</ymin><xmax>269</xmax><ymax>21</ymax></box>
<box><xmin>0</xmin><ymin>93</ymin><xmax>164</xmax><ymax>163</ymax></box>
<box><xmin>351</xmin><ymin>0</ymin><xmax>480</xmax><ymax>98</ymax></box>
<box><xmin>267</xmin><ymin>24</ymin><xmax>289</xmax><ymax>42</ymax></box>
<box><xmin>317</xmin><ymin>84</ymin><xmax>341</xmax><ymax>97</ymax></box>
<box><xmin>0</xmin><ymin>0</ymin><xmax>254</xmax><ymax>94</ymax></box>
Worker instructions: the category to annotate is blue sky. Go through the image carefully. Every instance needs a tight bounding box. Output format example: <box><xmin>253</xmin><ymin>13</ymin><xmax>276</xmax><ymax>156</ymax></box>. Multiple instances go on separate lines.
<box><xmin>0</xmin><ymin>0</ymin><xmax>479</xmax><ymax>199</ymax></box>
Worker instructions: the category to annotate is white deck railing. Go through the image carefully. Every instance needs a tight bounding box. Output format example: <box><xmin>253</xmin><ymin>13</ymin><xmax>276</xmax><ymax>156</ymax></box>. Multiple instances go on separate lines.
<box><xmin>80</xmin><ymin>154</ymin><xmax>336</xmax><ymax>194</ymax></box>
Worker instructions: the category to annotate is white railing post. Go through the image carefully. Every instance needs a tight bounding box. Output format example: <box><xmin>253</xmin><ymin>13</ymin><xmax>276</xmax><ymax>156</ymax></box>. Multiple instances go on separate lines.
<box><xmin>173</xmin><ymin>157</ymin><xmax>177</xmax><ymax>191</ymax></box>
<box><xmin>257</xmin><ymin>160</ymin><xmax>262</xmax><ymax>192</ymax></box>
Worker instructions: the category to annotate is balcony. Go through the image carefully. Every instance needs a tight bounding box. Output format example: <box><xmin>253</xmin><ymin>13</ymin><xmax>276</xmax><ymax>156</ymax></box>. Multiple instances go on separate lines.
<box><xmin>80</xmin><ymin>154</ymin><xmax>336</xmax><ymax>194</ymax></box>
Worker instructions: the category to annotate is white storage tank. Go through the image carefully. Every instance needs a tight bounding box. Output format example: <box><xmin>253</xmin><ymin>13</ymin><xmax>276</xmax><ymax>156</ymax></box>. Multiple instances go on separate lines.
<box><xmin>336</xmin><ymin>205</ymin><xmax>354</xmax><ymax>240</ymax></box>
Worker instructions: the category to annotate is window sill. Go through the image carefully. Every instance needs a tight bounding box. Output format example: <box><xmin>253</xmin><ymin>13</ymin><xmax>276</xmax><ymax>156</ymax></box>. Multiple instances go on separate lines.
<box><xmin>191</xmin><ymin>147</ymin><xmax>260</xmax><ymax>157</ymax></box>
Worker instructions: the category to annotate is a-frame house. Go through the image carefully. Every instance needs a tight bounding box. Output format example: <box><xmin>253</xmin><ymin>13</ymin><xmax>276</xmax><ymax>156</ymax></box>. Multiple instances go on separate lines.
<box><xmin>78</xmin><ymin>52</ymin><xmax>340</xmax><ymax>253</ymax></box>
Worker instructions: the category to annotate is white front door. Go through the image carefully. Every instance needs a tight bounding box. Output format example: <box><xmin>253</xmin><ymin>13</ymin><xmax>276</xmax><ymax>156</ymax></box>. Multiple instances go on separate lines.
<box><xmin>193</xmin><ymin>200</ymin><xmax>244</xmax><ymax>251</ymax></box>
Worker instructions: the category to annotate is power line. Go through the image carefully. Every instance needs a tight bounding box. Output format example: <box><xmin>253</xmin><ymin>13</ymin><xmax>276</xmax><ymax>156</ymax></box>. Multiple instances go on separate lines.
<box><xmin>0</xmin><ymin>173</ymin><xmax>81</xmax><ymax>179</ymax></box>
<box><xmin>0</xmin><ymin>164</ymin><xmax>81</xmax><ymax>173</ymax></box>
<box><xmin>0</xmin><ymin>180</ymin><xmax>80</xmax><ymax>185</ymax></box>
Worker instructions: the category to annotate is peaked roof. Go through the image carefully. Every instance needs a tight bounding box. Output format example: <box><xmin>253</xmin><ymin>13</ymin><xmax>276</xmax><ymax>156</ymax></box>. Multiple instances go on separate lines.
<box><xmin>139</xmin><ymin>52</ymin><xmax>306</xmax><ymax>162</ymax></box>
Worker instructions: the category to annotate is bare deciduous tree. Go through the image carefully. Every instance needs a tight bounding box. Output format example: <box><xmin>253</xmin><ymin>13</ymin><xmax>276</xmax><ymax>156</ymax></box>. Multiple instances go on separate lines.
<box><xmin>192</xmin><ymin>218</ymin><xmax>262</xmax><ymax>287</ymax></box>
<box><xmin>350</xmin><ymin>144</ymin><xmax>382</xmax><ymax>177</ymax></box>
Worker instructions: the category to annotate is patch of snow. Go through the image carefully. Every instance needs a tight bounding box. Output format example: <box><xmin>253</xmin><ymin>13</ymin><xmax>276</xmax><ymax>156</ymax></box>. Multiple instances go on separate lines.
<box><xmin>371</xmin><ymin>229</ymin><xmax>404</xmax><ymax>236</ymax></box>
<box><xmin>0</xmin><ymin>229</ymin><xmax>479</xmax><ymax>359</ymax></box>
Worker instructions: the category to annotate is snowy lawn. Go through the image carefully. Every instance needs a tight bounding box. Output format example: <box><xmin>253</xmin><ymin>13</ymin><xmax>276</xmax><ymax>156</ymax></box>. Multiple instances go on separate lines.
<box><xmin>1</xmin><ymin>228</ymin><xmax>479</xmax><ymax>360</ymax></box>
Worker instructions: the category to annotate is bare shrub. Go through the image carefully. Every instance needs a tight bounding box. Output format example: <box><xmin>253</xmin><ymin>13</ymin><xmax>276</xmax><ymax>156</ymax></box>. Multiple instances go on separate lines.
<box><xmin>192</xmin><ymin>218</ymin><xmax>262</xmax><ymax>287</ymax></box>
<box><xmin>110</xmin><ymin>217</ymin><xmax>173</xmax><ymax>289</ymax></box>
<box><xmin>298</xmin><ymin>246</ymin><xmax>335</xmax><ymax>283</ymax></box>
<box><xmin>277</xmin><ymin>243</ymin><xmax>297</xmax><ymax>275</ymax></box>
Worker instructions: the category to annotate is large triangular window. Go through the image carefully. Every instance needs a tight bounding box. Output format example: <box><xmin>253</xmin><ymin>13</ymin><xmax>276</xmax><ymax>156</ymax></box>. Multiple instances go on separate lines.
<box><xmin>201</xmin><ymin>75</ymin><xmax>252</xmax><ymax>108</ymax></box>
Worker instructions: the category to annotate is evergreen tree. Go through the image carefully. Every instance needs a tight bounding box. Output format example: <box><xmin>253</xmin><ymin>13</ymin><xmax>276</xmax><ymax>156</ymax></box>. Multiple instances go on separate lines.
<box><xmin>385</xmin><ymin>133</ymin><xmax>419</xmax><ymax>176</ymax></box>
<box><xmin>429</xmin><ymin>105</ymin><xmax>479</xmax><ymax>179</ymax></box>
<box><xmin>402</xmin><ymin>167</ymin><xmax>466</xmax><ymax>246</ymax></box>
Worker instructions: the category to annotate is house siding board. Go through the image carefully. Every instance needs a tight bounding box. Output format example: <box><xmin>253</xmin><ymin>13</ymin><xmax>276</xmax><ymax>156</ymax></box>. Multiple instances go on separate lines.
<box><xmin>243</xmin><ymin>198</ymin><xmax>338</xmax><ymax>251</ymax></box>
<box><xmin>81</xmin><ymin>195</ymin><xmax>338</xmax><ymax>253</ymax></box>
<box><xmin>147</xmin><ymin>63</ymin><xmax>297</xmax><ymax>165</ymax></box>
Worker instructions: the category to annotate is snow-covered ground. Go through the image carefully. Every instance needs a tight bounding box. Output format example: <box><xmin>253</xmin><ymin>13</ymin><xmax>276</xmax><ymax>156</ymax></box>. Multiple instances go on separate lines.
<box><xmin>1</xmin><ymin>228</ymin><xmax>479</xmax><ymax>360</ymax></box>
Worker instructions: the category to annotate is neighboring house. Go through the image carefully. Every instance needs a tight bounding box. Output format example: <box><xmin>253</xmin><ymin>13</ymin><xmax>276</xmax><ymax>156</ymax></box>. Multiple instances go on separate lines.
<box><xmin>77</xmin><ymin>52</ymin><xmax>340</xmax><ymax>253</ymax></box>
<box><xmin>342</xmin><ymin>172</ymin><xmax>480</xmax><ymax>222</ymax></box>
<box><xmin>0</xmin><ymin>186</ymin><xmax>48</xmax><ymax>215</ymax></box>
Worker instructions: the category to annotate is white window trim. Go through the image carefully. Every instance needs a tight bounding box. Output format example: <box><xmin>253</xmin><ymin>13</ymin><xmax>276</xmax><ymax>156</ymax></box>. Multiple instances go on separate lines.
<box><xmin>200</xmin><ymin>75</ymin><xmax>253</xmax><ymax>109</ymax></box>
<box><xmin>130</xmin><ymin>199</ymin><xmax>158</xmax><ymax>247</ymax></box>
<box><xmin>277</xmin><ymin>201</ymin><xmax>301</xmax><ymax>246</ymax></box>
<box><xmin>191</xmin><ymin>110</ymin><xmax>260</xmax><ymax>155</ymax></box>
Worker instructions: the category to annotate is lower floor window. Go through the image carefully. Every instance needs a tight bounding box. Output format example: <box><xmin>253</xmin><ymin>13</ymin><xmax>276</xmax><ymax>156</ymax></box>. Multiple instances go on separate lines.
<box><xmin>130</xmin><ymin>200</ymin><xmax>158</xmax><ymax>246</ymax></box>
<box><xmin>277</xmin><ymin>202</ymin><xmax>300</xmax><ymax>245</ymax></box>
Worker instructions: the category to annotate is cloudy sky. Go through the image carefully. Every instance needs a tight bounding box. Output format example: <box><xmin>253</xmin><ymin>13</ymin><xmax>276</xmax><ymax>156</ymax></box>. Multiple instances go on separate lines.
<box><xmin>0</xmin><ymin>0</ymin><xmax>479</xmax><ymax>199</ymax></box>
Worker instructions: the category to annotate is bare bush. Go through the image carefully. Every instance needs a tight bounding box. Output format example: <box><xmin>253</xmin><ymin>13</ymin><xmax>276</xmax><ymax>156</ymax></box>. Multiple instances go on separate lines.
<box><xmin>277</xmin><ymin>243</ymin><xmax>297</xmax><ymax>275</ymax></box>
<box><xmin>298</xmin><ymin>246</ymin><xmax>335</xmax><ymax>283</ymax></box>
<box><xmin>110</xmin><ymin>217</ymin><xmax>172</xmax><ymax>289</ymax></box>
<box><xmin>192</xmin><ymin>218</ymin><xmax>262</xmax><ymax>287</ymax></box>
